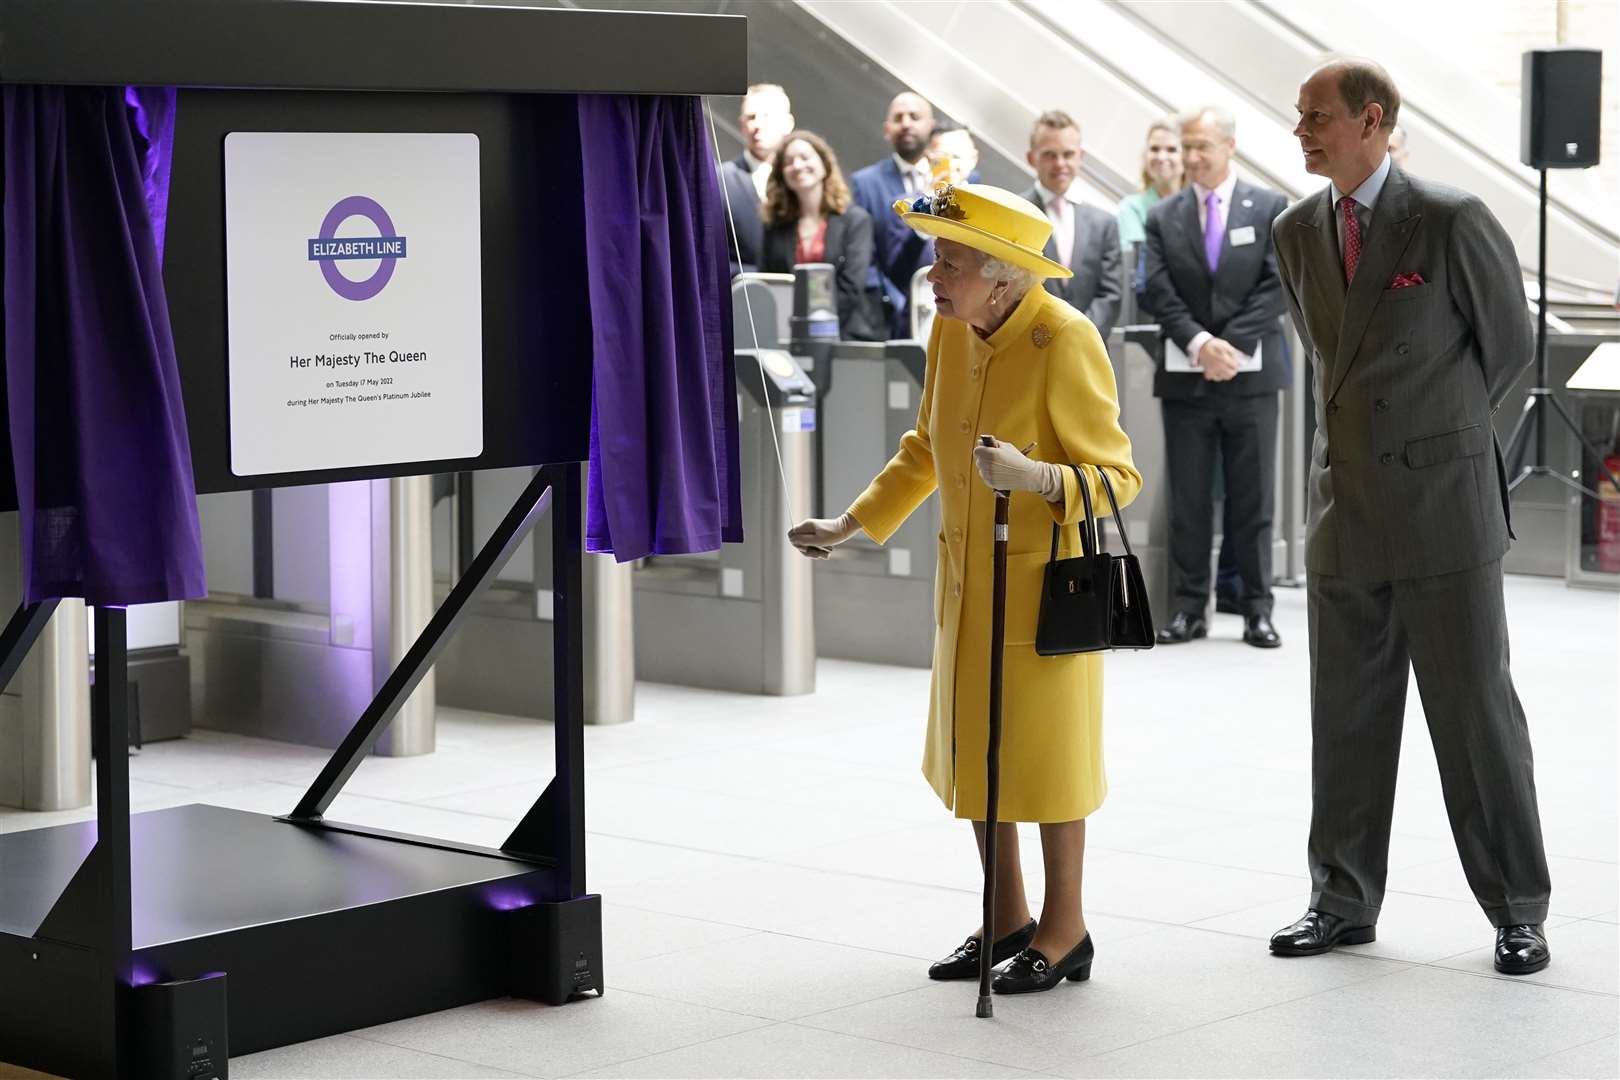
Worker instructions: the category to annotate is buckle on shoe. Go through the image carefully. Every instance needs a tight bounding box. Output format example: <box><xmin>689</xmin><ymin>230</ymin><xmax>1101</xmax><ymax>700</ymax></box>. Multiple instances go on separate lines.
<box><xmin>1032</xmin><ymin>958</ymin><xmax>1047</xmax><ymax>973</ymax></box>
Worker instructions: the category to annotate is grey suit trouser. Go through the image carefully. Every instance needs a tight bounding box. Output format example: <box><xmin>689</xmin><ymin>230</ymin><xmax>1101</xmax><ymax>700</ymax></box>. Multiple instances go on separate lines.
<box><xmin>1306</xmin><ymin>559</ymin><xmax>1551</xmax><ymax>928</ymax></box>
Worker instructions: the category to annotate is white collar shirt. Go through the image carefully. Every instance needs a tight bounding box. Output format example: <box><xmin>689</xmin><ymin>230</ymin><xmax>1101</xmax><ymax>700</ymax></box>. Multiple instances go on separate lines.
<box><xmin>893</xmin><ymin>153</ymin><xmax>931</xmax><ymax>196</ymax></box>
<box><xmin>746</xmin><ymin>150</ymin><xmax>771</xmax><ymax>200</ymax></box>
<box><xmin>1191</xmin><ymin>169</ymin><xmax>1240</xmax><ymax>234</ymax></box>
<box><xmin>1184</xmin><ymin>170</ymin><xmax>1246</xmax><ymax>367</ymax></box>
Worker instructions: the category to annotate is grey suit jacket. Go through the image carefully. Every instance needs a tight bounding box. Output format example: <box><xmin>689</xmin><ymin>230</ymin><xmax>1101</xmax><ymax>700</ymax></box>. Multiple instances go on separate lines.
<box><xmin>1022</xmin><ymin>189</ymin><xmax>1123</xmax><ymax>339</ymax></box>
<box><xmin>1273</xmin><ymin>166</ymin><xmax>1533</xmax><ymax>581</ymax></box>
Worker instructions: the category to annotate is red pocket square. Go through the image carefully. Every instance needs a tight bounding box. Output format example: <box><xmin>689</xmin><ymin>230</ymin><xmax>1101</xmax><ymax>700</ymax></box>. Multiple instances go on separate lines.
<box><xmin>1389</xmin><ymin>272</ymin><xmax>1426</xmax><ymax>289</ymax></box>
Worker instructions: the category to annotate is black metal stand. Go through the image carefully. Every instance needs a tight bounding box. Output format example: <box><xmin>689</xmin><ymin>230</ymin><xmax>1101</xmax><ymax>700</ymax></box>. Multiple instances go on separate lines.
<box><xmin>288</xmin><ymin>467</ymin><xmax>556</xmax><ymax>823</ymax></box>
<box><xmin>0</xmin><ymin>466</ymin><xmax>600</xmax><ymax>1078</ymax></box>
<box><xmin>250</xmin><ymin>489</ymin><xmax>274</xmax><ymax>598</ymax></box>
<box><xmin>0</xmin><ymin>599</ymin><xmax>60</xmax><ymax>692</ymax></box>
<box><xmin>92</xmin><ymin>606</ymin><xmax>134</xmax><ymax>1075</ymax></box>
<box><xmin>1504</xmin><ymin>169</ymin><xmax>1620</xmax><ymax>499</ymax></box>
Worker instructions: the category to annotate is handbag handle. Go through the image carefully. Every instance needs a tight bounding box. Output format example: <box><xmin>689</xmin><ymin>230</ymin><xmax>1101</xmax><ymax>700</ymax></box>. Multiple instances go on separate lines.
<box><xmin>1046</xmin><ymin>464</ymin><xmax>1135</xmax><ymax>560</ymax></box>
<box><xmin>1093</xmin><ymin>467</ymin><xmax>1136</xmax><ymax>559</ymax></box>
<box><xmin>1049</xmin><ymin>463</ymin><xmax>1100</xmax><ymax>561</ymax></box>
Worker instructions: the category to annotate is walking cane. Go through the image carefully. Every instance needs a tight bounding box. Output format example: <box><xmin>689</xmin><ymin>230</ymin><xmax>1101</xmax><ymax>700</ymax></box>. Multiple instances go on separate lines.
<box><xmin>977</xmin><ymin>435</ymin><xmax>1010</xmax><ymax>1019</ymax></box>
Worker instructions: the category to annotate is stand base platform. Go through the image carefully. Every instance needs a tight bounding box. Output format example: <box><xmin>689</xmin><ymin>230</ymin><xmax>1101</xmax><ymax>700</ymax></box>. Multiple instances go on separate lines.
<box><xmin>0</xmin><ymin>803</ymin><xmax>592</xmax><ymax>1076</ymax></box>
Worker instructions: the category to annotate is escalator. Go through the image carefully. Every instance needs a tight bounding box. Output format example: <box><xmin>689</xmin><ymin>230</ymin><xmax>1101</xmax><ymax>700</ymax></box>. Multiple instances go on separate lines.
<box><xmin>798</xmin><ymin>0</ymin><xmax>1617</xmax><ymax>302</ymax></box>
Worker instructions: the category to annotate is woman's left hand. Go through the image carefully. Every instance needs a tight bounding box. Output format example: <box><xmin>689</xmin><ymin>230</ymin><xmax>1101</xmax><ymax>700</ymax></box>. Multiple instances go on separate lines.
<box><xmin>973</xmin><ymin>438</ymin><xmax>1061</xmax><ymax>496</ymax></box>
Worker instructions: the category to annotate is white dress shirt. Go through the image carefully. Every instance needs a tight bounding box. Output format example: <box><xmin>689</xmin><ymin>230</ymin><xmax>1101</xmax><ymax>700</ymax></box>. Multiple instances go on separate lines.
<box><xmin>893</xmin><ymin>153</ymin><xmax>932</xmax><ymax>196</ymax></box>
<box><xmin>1187</xmin><ymin>169</ymin><xmax>1245</xmax><ymax>367</ymax></box>
<box><xmin>746</xmin><ymin>150</ymin><xmax>771</xmax><ymax>200</ymax></box>
<box><xmin>1331</xmin><ymin>152</ymin><xmax>1392</xmax><ymax>256</ymax></box>
<box><xmin>1036</xmin><ymin>182</ymin><xmax>1076</xmax><ymax>269</ymax></box>
<box><xmin>1193</xmin><ymin>168</ymin><xmax>1239</xmax><ymax>234</ymax></box>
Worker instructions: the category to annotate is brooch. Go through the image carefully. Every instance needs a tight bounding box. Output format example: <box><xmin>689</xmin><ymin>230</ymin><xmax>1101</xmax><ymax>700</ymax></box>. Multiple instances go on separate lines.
<box><xmin>1031</xmin><ymin>322</ymin><xmax>1053</xmax><ymax>349</ymax></box>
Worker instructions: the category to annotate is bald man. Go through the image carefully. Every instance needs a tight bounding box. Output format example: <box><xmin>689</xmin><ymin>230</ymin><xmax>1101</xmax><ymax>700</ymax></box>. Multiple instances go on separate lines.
<box><xmin>850</xmin><ymin>91</ymin><xmax>937</xmax><ymax>337</ymax></box>
<box><xmin>1270</xmin><ymin>58</ymin><xmax>1550</xmax><ymax>976</ymax></box>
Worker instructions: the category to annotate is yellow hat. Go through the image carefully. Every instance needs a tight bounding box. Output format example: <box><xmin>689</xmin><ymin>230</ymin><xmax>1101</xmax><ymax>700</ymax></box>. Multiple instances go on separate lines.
<box><xmin>893</xmin><ymin>184</ymin><xmax>1072</xmax><ymax>280</ymax></box>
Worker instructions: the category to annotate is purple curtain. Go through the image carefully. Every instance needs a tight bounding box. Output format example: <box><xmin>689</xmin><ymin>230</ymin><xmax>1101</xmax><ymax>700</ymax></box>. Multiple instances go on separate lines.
<box><xmin>577</xmin><ymin>95</ymin><xmax>742</xmax><ymax>561</ymax></box>
<box><xmin>2</xmin><ymin>85</ymin><xmax>205</xmax><ymax>605</ymax></box>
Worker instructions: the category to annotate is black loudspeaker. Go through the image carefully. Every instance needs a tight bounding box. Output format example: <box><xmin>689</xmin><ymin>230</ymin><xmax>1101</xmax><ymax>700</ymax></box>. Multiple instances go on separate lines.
<box><xmin>130</xmin><ymin>972</ymin><xmax>229</xmax><ymax>1078</ymax></box>
<box><xmin>1521</xmin><ymin>47</ymin><xmax>1602</xmax><ymax>168</ymax></box>
<box><xmin>509</xmin><ymin>894</ymin><xmax>604</xmax><ymax>1005</ymax></box>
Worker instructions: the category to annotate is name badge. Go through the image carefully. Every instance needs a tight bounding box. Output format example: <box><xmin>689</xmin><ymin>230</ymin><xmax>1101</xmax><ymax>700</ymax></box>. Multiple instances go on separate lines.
<box><xmin>1229</xmin><ymin>225</ymin><xmax>1257</xmax><ymax>247</ymax></box>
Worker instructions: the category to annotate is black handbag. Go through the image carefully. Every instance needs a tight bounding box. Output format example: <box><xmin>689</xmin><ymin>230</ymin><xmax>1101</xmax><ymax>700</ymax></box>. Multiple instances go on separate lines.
<box><xmin>1034</xmin><ymin>464</ymin><xmax>1155</xmax><ymax>655</ymax></box>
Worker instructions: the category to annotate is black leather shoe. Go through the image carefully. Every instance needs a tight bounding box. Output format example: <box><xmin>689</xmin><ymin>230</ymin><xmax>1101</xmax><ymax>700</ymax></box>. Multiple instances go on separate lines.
<box><xmin>1495</xmin><ymin>924</ymin><xmax>1550</xmax><ymax>975</ymax></box>
<box><xmin>992</xmin><ymin>935</ymin><xmax>1094</xmax><ymax>994</ymax></box>
<box><xmin>927</xmin><ymin>919</ymin><xmax>1036</xmax><ymax>981</ymax></box>
<box><xmin>1156</xmin><ymin>611</ymin><xmax>1208</xmax><ymax>644</ymax></box>
<box><xmin>1269</xmin><ymin>909</ymin><xmax>1375</xmax><ymax>956</ymax></box>
<box><xmin>1215</xmin><ymin>592</ymin><xmax>1242</xmax><ymax>615</ymax></box>
<box><xmin>1243</xmin><ymin>613</ymin><xmax>1282</xmax><ymax>648</ymax></box>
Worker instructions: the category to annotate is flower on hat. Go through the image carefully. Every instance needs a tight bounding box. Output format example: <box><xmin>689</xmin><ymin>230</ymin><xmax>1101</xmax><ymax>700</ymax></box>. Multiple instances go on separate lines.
<box><xmin>908</xmin><ymin>185</ymin><xmax>967</xmax><ymax>221</ymax></box>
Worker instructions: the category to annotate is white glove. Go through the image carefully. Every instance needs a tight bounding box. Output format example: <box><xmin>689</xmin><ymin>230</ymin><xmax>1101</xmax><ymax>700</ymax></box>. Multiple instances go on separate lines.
<box><xmin>787</xmin><ymin>512</ymin><xmax>862</xmax><ymax>560</ymax></box>
<box><xmin>972</xmin><ymin>439</ymin><xmax>1065</xmax><ymax>501</ymax></box>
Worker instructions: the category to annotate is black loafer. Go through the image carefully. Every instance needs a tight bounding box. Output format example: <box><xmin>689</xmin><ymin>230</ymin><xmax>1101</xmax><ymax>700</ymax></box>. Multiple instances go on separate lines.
<box><xmin>927</xmin><ymin>919</ymin><xmax>1036</xmax><ymax>981</ymax></box>
<box><xmin>1243</xmin><ymin>613</ymin><xmax>1282</xmax><ymax>648</ymax></box>
<box><xmin>1156</xmin><ymin>611</ymin><xmax>1208</xmax><ymax>644</ymax></box>
<box><xmin>1495</xmin><ymin>924</ymin><xmax>1550</xmax><ymax>975</ymax></box>
<box><xmin>1269</xmin><ymin>909</ymin><xmax>1375</xmax><ymax>956</ymax></box>
<box><xmin>992</xmin><ymin>935</ymin><xmax>1094</xmax><ymax>994</ymax></box>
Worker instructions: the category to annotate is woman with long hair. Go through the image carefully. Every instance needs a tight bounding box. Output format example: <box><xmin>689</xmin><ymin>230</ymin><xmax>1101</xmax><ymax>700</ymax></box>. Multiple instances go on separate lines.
<box><xmin>760</xmin><ymin>130</ymin><xmax>883</xmax><ymax>341</ymax></box>
<box><xmin>1116</xmin><ymin>118</ymin><xmax>1184</xmax><ymax>249</ymax></box>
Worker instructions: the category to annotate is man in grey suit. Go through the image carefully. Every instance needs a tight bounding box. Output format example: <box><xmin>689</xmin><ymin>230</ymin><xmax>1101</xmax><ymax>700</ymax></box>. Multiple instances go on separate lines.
<box><xmin>1143</xmin><ymin>106</ymin><xmax>1290</xmax><ymax>649</ymax></box>
<box><xmin>1022</xmin><ymin>110</ymin><xmax>1122</xmax><ymax>339</ymax></box>
<box><xmin>1269</xmin><ymin>58</ymin><xmax>1552</xmax><ymax>975</ymax></box>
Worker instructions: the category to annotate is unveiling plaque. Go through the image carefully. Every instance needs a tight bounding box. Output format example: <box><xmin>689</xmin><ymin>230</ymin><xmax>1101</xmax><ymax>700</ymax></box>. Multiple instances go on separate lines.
<box><xmin>223</xmin><ymin>131</ymin><xmax>484</xmax><ymax>475</ymax></box>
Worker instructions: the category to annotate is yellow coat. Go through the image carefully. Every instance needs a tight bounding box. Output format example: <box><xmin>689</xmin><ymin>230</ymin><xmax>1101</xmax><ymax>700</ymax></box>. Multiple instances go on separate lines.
<box><xmin>849</xmin><ymin>286</ymin><xmax>1142</xmax><ymax>823</ymax></box>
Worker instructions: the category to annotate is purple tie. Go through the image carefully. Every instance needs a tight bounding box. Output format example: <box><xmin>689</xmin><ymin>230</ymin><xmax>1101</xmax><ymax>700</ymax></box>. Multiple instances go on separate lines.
<box><xmin>1203</xmin><ymin>190</ymin><xmax>1223</xmax><ymax>271</ymax></box>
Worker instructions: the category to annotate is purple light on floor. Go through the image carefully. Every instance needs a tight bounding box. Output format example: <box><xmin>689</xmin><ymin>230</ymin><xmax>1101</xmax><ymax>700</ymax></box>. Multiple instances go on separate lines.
<box><xmin>483</xmin><ymin>885</ymin><xmax>538</xmax><ymax>912</ymax></box>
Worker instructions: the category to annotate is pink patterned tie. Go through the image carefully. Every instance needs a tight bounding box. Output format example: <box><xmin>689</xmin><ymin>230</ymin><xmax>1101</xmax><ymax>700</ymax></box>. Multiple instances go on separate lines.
<box><xmin>1340</xmin><ymin>196</ymin><xmax>1361</xmax><ymax>283</ymax></box>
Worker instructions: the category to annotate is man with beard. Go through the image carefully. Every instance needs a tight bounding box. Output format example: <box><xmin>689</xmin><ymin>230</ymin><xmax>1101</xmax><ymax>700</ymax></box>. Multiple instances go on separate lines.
<box><xmin>851</xmin><ymin>91</ymin><xmax>937</xmax><ymax>337</ymax></box>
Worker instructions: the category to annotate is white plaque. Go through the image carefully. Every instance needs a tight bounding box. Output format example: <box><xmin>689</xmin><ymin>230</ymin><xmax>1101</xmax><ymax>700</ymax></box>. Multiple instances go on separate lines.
<box><xmin>223</xmin><ymin>132</ymin><xmax>484</xmax><ymax>475</ymax></box>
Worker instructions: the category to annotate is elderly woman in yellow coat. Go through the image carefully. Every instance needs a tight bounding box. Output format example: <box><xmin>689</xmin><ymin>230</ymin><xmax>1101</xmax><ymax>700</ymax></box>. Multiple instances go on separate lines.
<box><xmin>790</xmin><ymin>184</ymin><xmax>1141</xmax><ymax>995</ymax></box>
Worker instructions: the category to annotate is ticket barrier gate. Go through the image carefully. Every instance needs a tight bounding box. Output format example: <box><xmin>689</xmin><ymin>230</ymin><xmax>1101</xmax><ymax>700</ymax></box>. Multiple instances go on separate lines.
<box><xmin>185</xmin><ymin>478</ymin><xmax>436</xmax><ymax>753</ymax></box>
<box><xmin>809</xmin><ymin>339</ymin><xmax>940</xmax><ymax>668</ymax></box>
<box><xmin>631</xmin><ymin>347</ymin><xmax>817</xmax><ymax>694</ymax></box>
<box><xmin>430</xmin><ymin>466</ymin><xmax>635</xmax><ymax>725</ymax></box>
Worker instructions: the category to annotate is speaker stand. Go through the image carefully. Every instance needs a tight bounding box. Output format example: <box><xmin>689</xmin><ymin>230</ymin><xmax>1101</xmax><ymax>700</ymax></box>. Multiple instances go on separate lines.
<box><xmin>1503</xmin><ymin>168</ymin><xmax>1620</xmax><ymax>499</ymax></box>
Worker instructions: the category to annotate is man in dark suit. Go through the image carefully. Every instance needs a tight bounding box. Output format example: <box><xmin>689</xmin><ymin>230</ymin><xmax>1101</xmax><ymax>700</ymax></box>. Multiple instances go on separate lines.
<box><xmin>720</xmin><ymin>83</ymin><xmax>794</xmax><ymax>275</ymax></box>
<box><xmin>1144</xmin><ymin>106</ymin><xmax>1289</xmax><ymax>648</ymax></box>
<box><xmin>850</xmin><ymin>91</ymin><xmax>936</xmax><ymax>337</ymax></box>
<box><xmin>1021</xmin><ymin>109</ymin><xmax>1122</xmax><ymax>339</ymax></box>
<box><xmin>1269</xmin><ymin>59</ymin><xmax>1551</xmax><ymax>975</ymax></box>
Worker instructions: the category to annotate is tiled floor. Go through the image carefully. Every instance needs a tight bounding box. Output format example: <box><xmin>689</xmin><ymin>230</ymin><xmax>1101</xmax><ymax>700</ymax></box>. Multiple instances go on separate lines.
<box><xmin>2</xmin><ymin>573</ymin><xmax>1615</xmax><ymax>1078</ymax></box>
